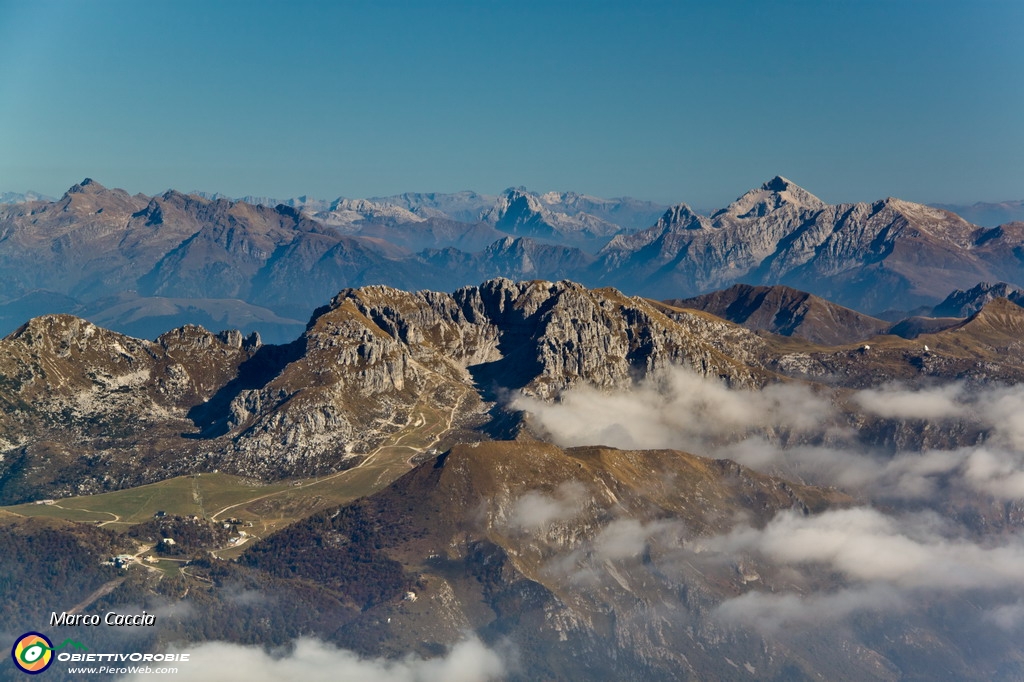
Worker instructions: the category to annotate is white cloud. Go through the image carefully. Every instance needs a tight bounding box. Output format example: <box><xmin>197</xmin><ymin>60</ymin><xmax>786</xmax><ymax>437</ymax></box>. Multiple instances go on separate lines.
<box><xmin>852</xmin><ymin>383</ymin><xmax>966</xmax><ymax>420</ymax></box>
<box><xmin>714</xmin><ymin>586</ymin><xmax>905</xmax><ymax>633</ymax></box>
<box><xmin>963</xmin><ymin>447</ymin><xmax>1024</xmax><ymax>499</ymax></box>
<box><xmin>703</xmin><ymin>506</ymin><xmax>1024</xmax><ymax>632</ymax></box>
<box><xmin>986</xmin><ymin>601</ymin><xmax>1024</xmax><ymax>630</ymax></box>
<box><xmin>120</xmin><ymin>637</ymin><xmax>505</xmax><ymax>682</ymax></box>
<box><xmin>702</xmin><ymin>507</ymin><xmax>1024</xmax><ymax>590</ymax></box>
<box><xmin>514</xmin><ymin>368</ymin><xmax>1024</xmax><ymax>503</ymax></box>
<box><xmin>512</xmin><ymin>366</ymin><xmax>833</xmax><ymax>453</ymax></box>
<box><xmin>509</xmin><ymin>369</ymin><xmax>1024</xmax><ymax>636</ymax></box>
<box><xmin>592</xmin><ymin>518</ymin><xmax>679</xmax><ymax>562</ymax></box>
<box><xmin>507</xmin><ymin>481</ymin><xmax>587</xmax><ymax>531</ymax></box>
<box><xmin>539</xmin><ymin>516</ymin><xmax>685</xmax><ymax>586</ymax></box>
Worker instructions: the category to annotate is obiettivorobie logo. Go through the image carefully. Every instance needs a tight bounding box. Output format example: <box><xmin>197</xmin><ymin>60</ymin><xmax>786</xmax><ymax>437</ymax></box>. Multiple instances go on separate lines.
<box><xmin>11</xmin><ymin>632</ymin><xmax>190</xmax><ymax>676</ymax></box>
<box><xmin>11</xmin><ymin>633</ymin><xmax>87</xmax><ymax>675</ymax></box>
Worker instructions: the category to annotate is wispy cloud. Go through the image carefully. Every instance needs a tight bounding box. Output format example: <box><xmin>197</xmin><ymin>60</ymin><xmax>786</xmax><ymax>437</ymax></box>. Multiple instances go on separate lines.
<box><xmin>509</xmin><ymin>367</ymin><xmax>1024</xmax><ymax>638</ymax></box>
<box><xmin>701</xmin><ymin>507</ymin><xmax>1024</xmax><ymax>590</ymax></box>
<box><xmin>514</xmin><ymin>367</ymin><xmax>1024</xmax><ymax>503</ymax></box>
<box><xmin>120</xmin><ymin>637</ymin><xmax>505</xmax><ymax>682</ymax></box>
<box><xmin>507</xmin><ymin>481</ymin><xmax>587</xmax><ymax>531</ymax></box>
<box><xmin>512</xmin><ymin>366</ymin><xmax>833</xmax><ymax>452</ymax></box>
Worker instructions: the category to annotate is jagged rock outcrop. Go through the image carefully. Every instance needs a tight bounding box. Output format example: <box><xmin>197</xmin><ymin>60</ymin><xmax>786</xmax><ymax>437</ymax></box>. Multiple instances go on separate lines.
<box><xmin>0</xmin><ymin>279</ymin><xmax>771</xmax><ymax>498</ymax></box>
<box><xmin>930</xmin><ymin>281</ymin><xmax>1024</xmax><ymax>317</ymax></box>
<box><xmin>0</xmin><ymin>316</ymin><xmax>256</xmax><ymax>500</ymax></box>
<box><xmin>324</xmin><ymin>278</ymin><xmax>765</xmax><ymax>397</ymax></box>
<box><xmin>6</xmin><ymin>278</ymin><xmax>1024</xmax><ymax>501</ymax></box>
<box><xmin>481</xmin><ymin>188</ymin><xmax>622</xmax><ymax>248</ymax></box>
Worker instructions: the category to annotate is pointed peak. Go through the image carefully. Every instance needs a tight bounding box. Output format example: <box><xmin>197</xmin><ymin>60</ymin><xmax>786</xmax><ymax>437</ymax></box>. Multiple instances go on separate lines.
<box><xmin>757</xmin><ymin>175</ymin><xmax>819</xmax><ymax>201</ymax></box>
<box><xmin>660</xmin><ymin>203</ymin><xmax>701</xmax><ymax>222</ymax></box>
<box><xmin>654</xmin><ymin>203</ymin><xmax>709</xmax><ymax>231</ymax></box>
<box><xmin>761</xmin><ymin>175</ymin><xmax>794</xmax><ymax>192</ymax></box>
<box><xmin>719</xmin><ymin>177</ymin><xmax>825</xmax><ymax>219</ymax></box>
<box><xmin>66</xmin><ymin>178</ymin><xmax>108</xmax><ymax>195</ymax></box>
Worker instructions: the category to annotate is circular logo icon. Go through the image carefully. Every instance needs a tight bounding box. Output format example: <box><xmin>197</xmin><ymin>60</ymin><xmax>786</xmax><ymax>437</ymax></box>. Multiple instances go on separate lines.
<box><xmin>11</xmin><ymin>632</ymin><xmax>54</xmax><ymax>675</ymax></box>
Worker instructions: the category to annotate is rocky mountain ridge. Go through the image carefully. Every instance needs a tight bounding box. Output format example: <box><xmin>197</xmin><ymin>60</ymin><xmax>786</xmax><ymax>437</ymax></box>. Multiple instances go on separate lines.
<box><xmin>5</xmin><ymin>177</ymin><xmax>1024</xmax><ymax>343</ymax></box>
<box><xmin>593</xmin><ymin>176</ymin><xmax>1024</xmax><ymax>311</ymax></box>
<box><xmin>6</xmin><ymin>276</ymin><xmax>1024</xmax><ymax>503</ymax></box>
<box><xmin>669</xmin><ymin>283</ymin><xmax>891</xmax><ymax>345</ymax></box>
<box><xmin>0</xmin><ymin>279</ymin><xmax>770</xmax><ymax>501</ymax></box>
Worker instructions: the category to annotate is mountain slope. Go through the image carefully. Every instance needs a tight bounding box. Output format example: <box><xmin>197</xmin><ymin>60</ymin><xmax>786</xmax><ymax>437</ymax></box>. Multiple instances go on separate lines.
<box><xmin>5</xmin><ymin>177</ymin><xmax>1024</xmax><ymax>341</ymax></box>
<box><xmin>0</xmin><ymin>181</ymin><xmax>414</xmax><ymax>339</ymax></box>
<box><xmin>243</xmin><ymin>440</ymin><xmax>863</xmax><ymax>680</ymax></box>
<box><xmin>669</xmin><ymin>283</ymin><xmax>890</xmax><ymax>344</ymax></box>
<box><xmin>481</xmin><ymin>188</ymin><xmax>623</xmax><ymax>248</ymax></box>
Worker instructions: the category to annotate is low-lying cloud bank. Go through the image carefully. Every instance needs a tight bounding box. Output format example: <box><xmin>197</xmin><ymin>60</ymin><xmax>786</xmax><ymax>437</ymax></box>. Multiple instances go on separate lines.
<box><xmin>120</xmin><ymin>637</ymin><xmax>505</xmax><ymax>682</ymax></box>
<box><xmin>704</xmin><ymin>506</ymin><xmax>1024</xmax><ymax>632</ymax></box>
<box><xmin>513</xmin><ymin>367</ymin><xmax>1024</xmax><ymax>503</ymax></box>
<box><xmin>513</xmin><ymin>367</ymin><xmax>833</xmax><ymax>452</ymax></box>
<box><xmin>510</xmin><ymin>367</ymin><xmax>1024</xmax><ymax>634</ymax></box>
<box><xmin>703</xmin><ymin>507</ymin><xmax>1024</xmax><ymax>590</ymax></box>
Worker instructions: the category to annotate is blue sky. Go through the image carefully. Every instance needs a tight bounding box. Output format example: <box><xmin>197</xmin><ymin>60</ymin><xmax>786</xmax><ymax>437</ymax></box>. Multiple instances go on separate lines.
<box><xmin>0</xmin><ymin>0</ymin><xmax>1021</xmax><ymax>208</ymax></box>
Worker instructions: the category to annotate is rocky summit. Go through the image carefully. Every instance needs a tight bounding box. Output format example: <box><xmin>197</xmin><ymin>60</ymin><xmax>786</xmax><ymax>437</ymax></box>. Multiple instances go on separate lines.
<box><xmin>593</xmin><ymin>176</ymin><xmax>1024</xmax><ymax>310</ymax></box>
<box><xmin>6</xmin><ymin>277</ymin><xmax>1024</xmax><ymax>502</ymax></box>
<box><xmin>0</xmin><ymin>279</ymin><xmax>765</xmax><ymax>501</ymax></box>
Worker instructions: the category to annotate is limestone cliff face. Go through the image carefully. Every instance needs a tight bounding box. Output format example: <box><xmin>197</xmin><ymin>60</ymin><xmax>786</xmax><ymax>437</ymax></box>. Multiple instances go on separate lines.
<box><xmin>323</xmin><ymin>278</ymin><xmax>766</xmax><ymax>399</ymax></box>
<box><xmin>219</xmin><ymin>278</ymin><xmax>769</xmax><ymax>475</ymax></box>
<box><xmin>7</xmin><ymin>277</ymin><xmax>1024</xmax><ymax>501</ymax></box>
<box><xmin>0</xmin><ymin>280</ymin><xmax>773</xmax><ymax>498</ymax></box>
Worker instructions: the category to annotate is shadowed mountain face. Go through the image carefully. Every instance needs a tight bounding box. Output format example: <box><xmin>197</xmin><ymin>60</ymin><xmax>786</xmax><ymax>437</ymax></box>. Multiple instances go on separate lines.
<box><xmin>5</xmin><ymin>177</ymin><xmax>1024</xmax><ymax>343</ymax></box>
<box><xmin>930</xmin><ymin>281</ymin><xmax>1024</xmax><ymax>317</ymax></box>
<box><xmin>0</xmin><ymin>180</ymin><xmax>406</xmax><ymax>342</ymax></box>
<box><xmin>0</xmin><ymin>279</ymin><xmax>766</xmax><ymax>501</ymax></box>
<box><xmin>669</xmin><ymin>283</ymin><xmax>891</xmax><ymax>345</ymax></box>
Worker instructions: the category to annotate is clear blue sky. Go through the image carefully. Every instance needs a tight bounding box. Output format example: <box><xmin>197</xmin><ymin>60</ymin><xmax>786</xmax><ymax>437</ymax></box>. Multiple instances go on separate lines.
<box><xmin>0</xmin><ymin>0</ymin><xmax>1021</xmax><ymax>208</ymax></box>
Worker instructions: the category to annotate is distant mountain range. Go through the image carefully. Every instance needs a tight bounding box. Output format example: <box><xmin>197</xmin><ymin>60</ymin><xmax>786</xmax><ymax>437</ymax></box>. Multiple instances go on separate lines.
<box><xmin>0</xmin><ymin>190</ymin><xmax>54</xmax><ymax>204</ymax></box>
<box><xmin>3</xmin><ymin>176</ymin><xmax>1024</xmax><ymax>342</ymax></box>
<box><xmin>930</xmin><ymin>199</ymin><xmax>1024</xmax><ymax>227</ymax></box>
